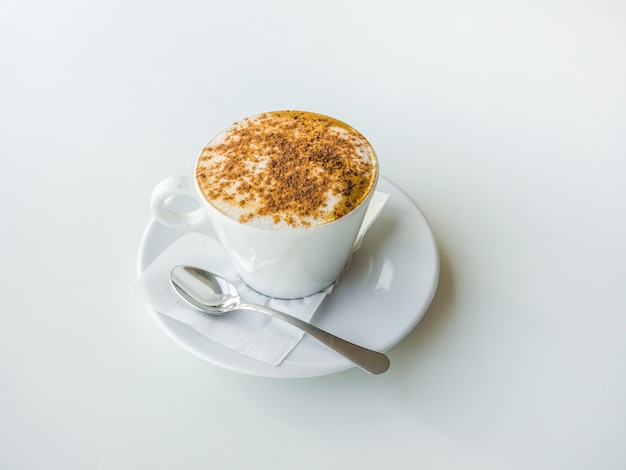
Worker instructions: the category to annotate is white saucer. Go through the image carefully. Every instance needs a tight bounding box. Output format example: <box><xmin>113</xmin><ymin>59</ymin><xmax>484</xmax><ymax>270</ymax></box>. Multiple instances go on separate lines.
<box><xmin>137</xmin><ymin>176</ymin><xmax>439</xmax><ymax>377</ymax></box>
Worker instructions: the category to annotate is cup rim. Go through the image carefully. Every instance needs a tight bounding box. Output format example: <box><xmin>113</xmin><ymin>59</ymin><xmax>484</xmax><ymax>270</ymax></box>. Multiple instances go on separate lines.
<box><xmin>193</xmin><ymin>110</ymin><xmax>379</xmax><ymax>232</ymax></box>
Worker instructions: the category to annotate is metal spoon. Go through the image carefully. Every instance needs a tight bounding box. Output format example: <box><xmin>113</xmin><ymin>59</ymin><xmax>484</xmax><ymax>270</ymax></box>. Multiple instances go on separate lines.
<box><xmin>169</xmin><ymin>265</ymin><xmax>390</xmax><ymax>375</ymax></box>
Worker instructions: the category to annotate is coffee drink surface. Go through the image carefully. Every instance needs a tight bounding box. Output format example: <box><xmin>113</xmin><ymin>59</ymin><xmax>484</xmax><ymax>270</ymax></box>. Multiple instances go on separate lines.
<box><xmin>195</xmin><ymin>111</ymin><xmax>378</xmax><ymax>229</ymax></box>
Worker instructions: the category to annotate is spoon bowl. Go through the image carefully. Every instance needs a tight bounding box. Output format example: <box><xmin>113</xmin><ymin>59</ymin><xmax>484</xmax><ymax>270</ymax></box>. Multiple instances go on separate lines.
<box><xmin>169</xmin><ymin>265</ymin><xmax>390</xmax><ymax>375</ymax></box>
<box><xmin>170</xmin><ymin>266</ymin><xmax>241</xmax><ymax>314</ymax></box>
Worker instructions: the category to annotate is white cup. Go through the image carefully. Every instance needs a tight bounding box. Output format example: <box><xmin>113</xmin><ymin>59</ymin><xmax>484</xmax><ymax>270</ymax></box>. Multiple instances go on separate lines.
<box><xmin>150</xmin><ymin>112</ymin><xmax>378</xmax><ymax>299</ymax></box>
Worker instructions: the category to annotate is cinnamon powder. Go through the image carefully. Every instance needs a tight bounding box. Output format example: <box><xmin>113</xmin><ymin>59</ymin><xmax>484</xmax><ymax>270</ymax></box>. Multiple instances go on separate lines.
<box><xmin>195</xmin><ymin>111</ymin><xmax>377</xmax><ymax>228</ymax></box>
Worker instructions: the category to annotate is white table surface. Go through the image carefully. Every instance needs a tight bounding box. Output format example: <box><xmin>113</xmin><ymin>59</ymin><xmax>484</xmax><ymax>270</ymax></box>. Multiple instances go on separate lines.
<box><xmin>2</xmin><ymin>1</ymin><xmax>625</xmax><ymax>468</ymax></box>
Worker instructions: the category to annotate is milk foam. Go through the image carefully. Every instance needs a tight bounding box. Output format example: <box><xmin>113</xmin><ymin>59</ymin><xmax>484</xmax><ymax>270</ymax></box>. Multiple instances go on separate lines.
<box><xmin>195</xmin><ymin>111</ymin><xmax>378</xmax><ymax>229</ymax></box>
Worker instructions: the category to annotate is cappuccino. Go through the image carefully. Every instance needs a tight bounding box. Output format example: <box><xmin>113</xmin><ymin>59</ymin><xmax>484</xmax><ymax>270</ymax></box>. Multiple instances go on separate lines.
<box><xmin>195</xmin><ymin>111</ymin><xmax>377</xmax><ymax>229</ymax></box>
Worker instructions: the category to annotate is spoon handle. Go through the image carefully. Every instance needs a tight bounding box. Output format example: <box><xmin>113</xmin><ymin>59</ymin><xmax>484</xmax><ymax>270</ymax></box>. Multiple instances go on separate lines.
<box><xmin>240</xmin><ymin>303</ymin><xmax>390</xmax><ymax>374</ymax></box>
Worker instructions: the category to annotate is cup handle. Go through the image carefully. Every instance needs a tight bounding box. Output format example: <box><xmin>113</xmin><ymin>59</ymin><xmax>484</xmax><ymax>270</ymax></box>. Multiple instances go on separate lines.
<box><xmin>150</xmin><ymin>176</ymin><xmax>213</xmax><ymax>233</ymax></box>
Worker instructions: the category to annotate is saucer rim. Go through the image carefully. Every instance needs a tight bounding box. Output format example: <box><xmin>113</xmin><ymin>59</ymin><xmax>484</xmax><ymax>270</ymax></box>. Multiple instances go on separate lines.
<box><xmin>137</xmin><ymin>176</ymin><xmax>439</xmax><ymax>377</ymax></box>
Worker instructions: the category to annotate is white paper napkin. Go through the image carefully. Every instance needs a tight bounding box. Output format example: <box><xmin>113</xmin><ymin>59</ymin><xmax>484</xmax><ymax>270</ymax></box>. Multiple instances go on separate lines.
<box><xmin>131</xmin><ymin>191</ymin><xmax>389</xmax><ymax>365</ymax></box>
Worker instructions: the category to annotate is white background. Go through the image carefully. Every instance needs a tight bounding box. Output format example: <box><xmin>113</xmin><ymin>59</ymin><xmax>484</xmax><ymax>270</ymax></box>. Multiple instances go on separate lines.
<box><xmin>1</xmin><ymin>0</ymin><xmax>625</xmax><ymax>468</ymax></box>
